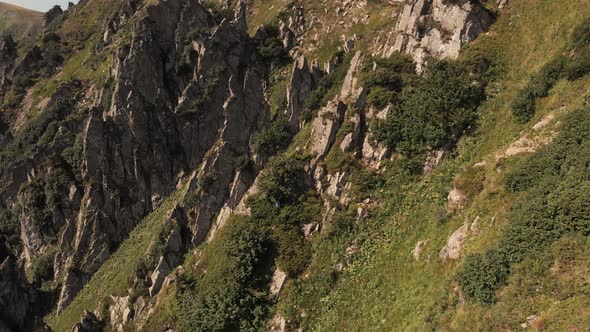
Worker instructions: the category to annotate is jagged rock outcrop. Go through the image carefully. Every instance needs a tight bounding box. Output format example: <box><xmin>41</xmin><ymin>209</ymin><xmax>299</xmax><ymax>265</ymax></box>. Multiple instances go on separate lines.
<box><xmin>71</xmin><ymin>310</ymin><xmax>103</xmax><ymax>332</ymax></box>
<box><xmin>339</xmin><ymin>51</ymin><xmax>366</xmax><ymax>104</ymax></box>
<box><xmin>286</xmin><ymin>56</ymin><xmax>323</xmax><ymax>127</ymax></box>
<box><xmin>149</xmin><ymin>205</ymin><xmax>187</xmax><ymax>297</ymax></box>
<box><xmin>309</xmin><ymin>100</ymin><xmax>347</xmax><ymax>159</ymax></box>
<box><xmin>55</xmin><ymin>0</ymin><xmax>271</xmax><ymax>313</ymax></box>
<box><xmin>392</xmin><ymin>0</ymin><xmax>493</xmax><ymax>70</ymax></box>
<box><xmin>43</xmin><ymin>5</ymin><xmax>63</xmax><ymax>28</ymax></box>
<box><xmin>411</xmin><ymin>240</ymin><xmax>428</xmax><ymax>261</ymax></box>
<box><xmin>0</xmin><ymin>35</ymin><xmax>17</xmax><ymax>89</ymax></box>
<box><xmin>424</xmin><ymin>149</ymin><xmax>445</xmax><ymax>174</ymax></box>
<box><xmin>109</xmin><ymin>296</ymin><xmax>131</xmax><ymax>332</ymax></box>
<box><xmin>269</xmin><ymin>268</ymin><xmax>287</xmax><ymax>299</ymax></box>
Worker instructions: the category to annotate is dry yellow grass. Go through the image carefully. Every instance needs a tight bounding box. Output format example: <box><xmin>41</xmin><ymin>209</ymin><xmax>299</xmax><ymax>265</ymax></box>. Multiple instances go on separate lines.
<box><xmin>0</xmin><ymin>1</ymin><xmax>42</xmax><ymax>39</ymax></box>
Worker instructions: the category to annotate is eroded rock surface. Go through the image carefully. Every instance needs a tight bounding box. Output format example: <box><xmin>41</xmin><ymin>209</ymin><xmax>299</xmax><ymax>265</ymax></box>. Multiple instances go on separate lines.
<box><xmin>393</xmin><ymin>0</ymin><xmax>493</xmax><ymax>70</ymax></box>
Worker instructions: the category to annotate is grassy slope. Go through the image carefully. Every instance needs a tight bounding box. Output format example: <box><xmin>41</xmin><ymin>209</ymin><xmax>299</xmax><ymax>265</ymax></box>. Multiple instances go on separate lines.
<box><xmin>0</xmin><ymin>2</ymin><xmax>42</xmax><ymax>40</ymax></box>
<box><xmin>247</xmin><ymin>0</ymin><xmax>400</xmax><ymax>63</ymax></box>
<box><xmin>278</xmin><ymin>0</ymin><xmax>590</xmax><ymax>331</ymax></box>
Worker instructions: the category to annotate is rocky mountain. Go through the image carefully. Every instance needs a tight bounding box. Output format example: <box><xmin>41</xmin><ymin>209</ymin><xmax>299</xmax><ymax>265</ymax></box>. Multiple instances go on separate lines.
<box><xmin>0</xmin><ymin>0</ymin><xmax>589</xmax><ymax>331</ymax></box>
<box><xmin>0</xmin><ymin>2</ymin><xmax>43</xmax><ymax>40</ymax></box>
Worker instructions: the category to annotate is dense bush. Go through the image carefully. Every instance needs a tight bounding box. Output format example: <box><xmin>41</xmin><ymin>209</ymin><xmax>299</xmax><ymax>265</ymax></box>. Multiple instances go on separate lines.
<box><xmin>459</xmin><ymin>45</ymin><xmax>500</xmax><ymax>84</ymax></box>
<box><xmin>528</xmin><ymin>56</ymin><xmax>567</xmax><ymax>97</ymax></box>
<box><xmin>571</xmin><ymin>17</ymin><xmax>590</xmax><ymax>50</ymax></box>
<box><xmin>361</xmin><ymin>54</ymin><xmax>416</xmax><ymax>90</ymax></box>
<box><xmin>30</xmin><ymin>249</ymin><xmax>57</xmax><ymax>284</ymax></box>
<box><xmin>273</xmin><ymin>223</ymin><xmax>311</xmax><ymax>277</ymax></box>
<box><xmin>258</xmin><ymin>155</ymin><xmax>306</xmax><ymax>206</ymax></box>
<box><xmin>511</xmin><ymin>89</ymin><xmax>536</xmax><ymax>123</ymax></box>
<box><xmin>253</xmin><ymin>117</ymin><xmax>295</xmax><ymax>157</ymax></box>
<box><xmin>374</xmin><ymin>60</ymin><xmax>484</xmax><ymax>164</ymax></box>
<box><xmin>0</xmin><ymin>89</ymin><xmax>77</xmax><ymax>175</ymax></box>
<box><xmin>511</xmin><ymin>56</ymin><xmax>565</xmax><ymax>123</ymax></box>
<box><xmin>563</xmin><ymin>45</ymin><xmax>590</xmax><ymax>80</ymax></box>
<box><xmin>457</xmin><ymin>250</ymin><xmax>510</xmax><ymax>304</ymax></box>
<box><xmin>303</xmin><ymin>74</ymin><xmax>337</xmax><ymax>113</ymax></box>
<box><xmin>202</xmin><ymin>0</ymin><xmax>234</xmax><ymax>24</ymax></box>
<box><xmin>459</xmin><ymin>107</ymin><xmax>590</xmax><ymax>304</ymax></box>
<box><xmin>0</xmin><ymin>209</ymin><xmax>19</xmax><ymax>253</ymax></box>
<box><xmin>361</xmin><ymin>53</ymin><xmax>417</xmax><ymax>109</ymax></box>
<box><xmin>248</xmin><ymin>156</ymin><xmax>320</xmax><ymax>276</ymax></box>
<box><xmin>176</xmin><ymin>217</ymin><xmax>271</xmax><ymax>332</ymax></box>
<box><xmin>257</xmin><ymin>25</ymin><xmax>290</xmax><ymax>66</ymax></box>
<box><xmin>453</xmin><ymin>166</ymin><xmax>485</xmax><ymax>198</ymax></box>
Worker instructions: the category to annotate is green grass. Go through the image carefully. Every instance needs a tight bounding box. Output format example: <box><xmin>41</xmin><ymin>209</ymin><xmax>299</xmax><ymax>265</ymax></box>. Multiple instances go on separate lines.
<box><xmin>47</xmin><ymin>188</ymin><xmax>186</xmax><ymax>331</ymax></box>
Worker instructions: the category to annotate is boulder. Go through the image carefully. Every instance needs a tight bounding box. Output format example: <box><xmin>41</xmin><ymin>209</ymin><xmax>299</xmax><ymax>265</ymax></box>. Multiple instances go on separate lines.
<box><xmin>439</xmin><ymin>223</ymin><xmax>469</xmax><ymax>261</ymax></box>
<box><xmin>269</xmin><ymin>268</ymin><xmax>287</xmax><ymax>298</ymax></box>
<box><xmin>411</xmin><ymin>240</ymin><xmax>428</xmax><ymax>261</ymax></box>
<box><xmin>447</xmin><ymin>187</ymin><xmax>467</xmax><ymax>213</ymax></box>
<box><xmin>423</xmin><ymin>149</ymin><xmax>445</xmax><ymax>174</ymax></box>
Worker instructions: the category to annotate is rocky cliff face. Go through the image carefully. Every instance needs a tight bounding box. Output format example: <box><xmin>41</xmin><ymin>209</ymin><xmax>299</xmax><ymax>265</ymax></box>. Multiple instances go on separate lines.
<box><xmin>0</xmin><ymin>0</ymin><xmax>277</xmax><ymax>326</ymax></box>
<box><xmin>58</xmin><ymin>0</ymin><xmax>276</xmax><ymax>313</ymax></box>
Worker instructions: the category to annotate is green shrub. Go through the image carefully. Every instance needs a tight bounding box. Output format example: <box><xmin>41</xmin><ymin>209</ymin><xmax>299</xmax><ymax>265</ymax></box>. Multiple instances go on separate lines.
<box><xmin>360</xmin><ymin>53</ymin><xmax>417</xmax><ymax>109</ymax></box>
<box><xmin>366</xmin><ymin>86</ymin><xmax>396</xmax><ymax>110</ymax></box>
<box><xmin>233</xmin><ymin>155</ymin><xmax>253</xmax><ymax>171</ymax></box>
<box><xmin>202</xmin><ymin>0</ymin><xmax>234</xmax><ymax>24</ymax></box>
<box><xmin>361</xmin><ymin>54</ymin><xmax>416</xmax><ymax>89</ymax></box>
<box><xmin>458</xmin><ymin>250</ymin><xmax>510</xmax><ymax>304</ymax></box>
<box><xmin>459</xmin><ymin>45</ymin><xmax>500</xmax><ymax>83</ymax></box>
<box><xmin>273</xmin><ymin>223</ymin><xmax>310</xmax><ymax>277</ymax></box>
<box><xmin>269</xmin><ymin>78</ymin><xmax>288</xmax><ymax>117</ymax></box>
<box><xmin>0</xmin><ymin>87</ymin><xmax>77</xmax><ymax>175</ymax></box>
<box><xmin>0</xmin><ymin>209</ymin><xmax>20</xmax><ymax>253</ymax></box>
<box><xmin>527</xmin><ymin>56</ymin><xmax>566</xmax><ymax>97</ymax></box>
<box><xmin>571</xmin><ymin>17</ymin><xmax>590</xmax><ymax>49</ymax></box>
<box><xmin>253</xmin><ymin>117</ymin><xmax>294</xmax><ymax>156</ymax></box>
<box><xmin>258</xmin><ymin>155</ymin><xmax>306</xmax><ymax>206</ymax></box>
<box><xmin>257</xmin><ymin>25</ymin><xmax>290</xmax><ymax>66</ymax></box>
<box><xmin>510</xmin><ymin>18</ymin><xmax>590</xmax><ymax>124</ymax></box>
<box><xmin>175</xmin><ymin>217</ymin><xmax>271</xmax><ymax>332</ymax></box>
<box><xmin>563</xmin><ymin>45</ymin><xmax>590</xmax><ymax>80</ymax></box>
<box><xmin>303</xmin><ymin>74</ymin><xmax>336</xmax><ymax>112</ymax></box>
<box><xmin>374</xmin><ymin>60</ymin><xmax>484</xmax><ymax>161</ymax></box>
<box><xmin>511</xmin><ymin>89</ymin><xmax>536</xmax><ymax>123</ymax></box>
<box><xmin>454</xmin><ymin>166</ymin><xmax>485</xmax><ymax>198</ymax></box>
<box><xmin>30</xmin><ymin>249</ymin><xmax>57</xmax><ymax>284</ymax></box>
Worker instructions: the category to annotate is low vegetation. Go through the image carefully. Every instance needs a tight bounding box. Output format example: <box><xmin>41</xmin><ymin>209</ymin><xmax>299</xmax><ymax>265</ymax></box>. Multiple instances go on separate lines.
<box><xmin>511</xmin><ymin>18</ymin><xmax>590</xmax><ymax>123</ymax></box>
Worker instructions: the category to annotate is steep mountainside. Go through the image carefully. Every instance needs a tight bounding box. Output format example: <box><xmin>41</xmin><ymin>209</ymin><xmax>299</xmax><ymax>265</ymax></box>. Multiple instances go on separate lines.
<box><xmin>0</xmin><ymin>0</ymin><xmax>589</xmax><ymax>331</ymax></box>
<box><xmin>0</xmin><ymin>2</ymin><xmax>42</xmax><ymax>39</ymax></box>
